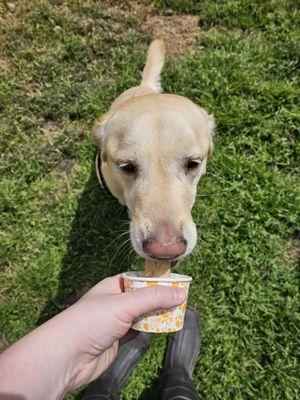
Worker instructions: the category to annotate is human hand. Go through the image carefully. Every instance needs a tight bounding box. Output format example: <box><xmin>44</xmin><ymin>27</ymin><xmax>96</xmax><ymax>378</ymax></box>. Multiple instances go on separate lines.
<box><xmin>0</xmin><ymin>274</ymin><xmax>186</xmax><ymax>400</ymax></box>
<box><xmin>65</xmin><ymin>274</ymin><xmax>186</xmax><ymax>392</ymax></box>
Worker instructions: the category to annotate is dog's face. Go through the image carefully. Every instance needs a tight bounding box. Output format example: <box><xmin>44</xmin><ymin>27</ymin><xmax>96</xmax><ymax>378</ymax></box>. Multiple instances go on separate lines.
<box><xmin>94</xmin><ymin>94</ymin><xmax>214</xmax><ymax>262</ymax></box>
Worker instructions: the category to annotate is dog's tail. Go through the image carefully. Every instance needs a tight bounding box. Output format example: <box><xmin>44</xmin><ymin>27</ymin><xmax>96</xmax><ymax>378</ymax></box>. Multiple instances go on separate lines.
<box><xmin>140</xmin><ymin>39</ymin><xmax>165</xmax><ymax>92</ymax></box>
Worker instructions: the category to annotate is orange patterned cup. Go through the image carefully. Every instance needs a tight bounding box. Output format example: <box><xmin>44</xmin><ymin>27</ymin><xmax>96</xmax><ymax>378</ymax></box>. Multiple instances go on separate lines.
<box><xmin>123</xmin><ymin>271</ymin><xmax>192</xmax><ymax>333</ymax></box>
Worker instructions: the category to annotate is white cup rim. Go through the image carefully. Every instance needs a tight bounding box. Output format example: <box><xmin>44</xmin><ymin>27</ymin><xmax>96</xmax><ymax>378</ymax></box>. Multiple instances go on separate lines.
<box><xmin>122</xmin><ymin>271</ymin><xmax>192</xmax><ymax>283</ymax></box>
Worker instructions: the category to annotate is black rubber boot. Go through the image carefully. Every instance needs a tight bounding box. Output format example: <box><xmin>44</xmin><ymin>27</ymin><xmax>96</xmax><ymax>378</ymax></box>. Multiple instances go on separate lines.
<box><xmin>156</xmin><ymin>307</ymin><xmax>201</xmax><ymax>400</ymax></box>
<box><xmin>81</xmin><ymin>332</ymin><xmax>151</xmax><ymax>400</ymax></box>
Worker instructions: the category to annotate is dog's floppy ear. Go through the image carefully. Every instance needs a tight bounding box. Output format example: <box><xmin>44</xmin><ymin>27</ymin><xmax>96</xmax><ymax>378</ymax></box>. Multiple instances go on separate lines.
<box><xmin>92</xmin><ymin>111</ymin><xmax>112</xmax><ymax>148</ymax></box>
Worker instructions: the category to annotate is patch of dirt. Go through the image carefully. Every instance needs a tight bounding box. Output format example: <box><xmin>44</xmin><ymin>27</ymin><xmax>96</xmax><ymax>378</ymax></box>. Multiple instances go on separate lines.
<box><xmin>129</xmin><ymin>0</ymin><xmax>200</xmax><ymax>58</ymax></box>
<box><xmin>107</xmin><ymin>1</ymin><xmax>201</xmax><ymax>58</ymax></box>
<box><xmin>143</xmin><ymin>14</ymin><xmax>200</xmax><ymax>58</ymax></box>
<box><xmin>62</xmin><ymin>1</ymin><xmax>201</xmax><ymax>58</ymax></box>
<box><xmin>284</xmin><ymin>239</ymin><xmax>300</xmax><ymax>263</ymax></box>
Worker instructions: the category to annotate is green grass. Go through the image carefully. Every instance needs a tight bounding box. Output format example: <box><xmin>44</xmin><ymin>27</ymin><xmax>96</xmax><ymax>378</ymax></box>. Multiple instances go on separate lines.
<box><xmin>0</xmin><ymin>1</ymin><xmax>299</xmax><ymax>399</ymax></box>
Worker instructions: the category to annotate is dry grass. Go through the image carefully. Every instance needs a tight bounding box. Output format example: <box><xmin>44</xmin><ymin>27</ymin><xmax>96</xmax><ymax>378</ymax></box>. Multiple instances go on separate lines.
<box><xmin>143</xmin><ymin>14</ymin><xmax>200</xmax><ymax>57</ymax></box>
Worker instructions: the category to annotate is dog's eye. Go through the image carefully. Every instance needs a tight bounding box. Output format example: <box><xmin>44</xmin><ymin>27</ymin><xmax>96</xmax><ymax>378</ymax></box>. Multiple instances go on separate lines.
<box><xmin>119</xmin><ymin>163</ymin><xmax>137</xmax><ymax>176</ymax></box>
<box><xmin>186</xmin><ymin>159</ymin><xmax>201</xmax><ymax>171</ymax></box>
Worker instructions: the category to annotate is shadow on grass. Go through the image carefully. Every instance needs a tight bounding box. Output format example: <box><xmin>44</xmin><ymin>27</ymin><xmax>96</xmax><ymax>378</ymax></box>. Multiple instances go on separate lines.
<box><xmin>38</xmin><ymin>153</ymin><xmax>164</xmax><ymax>399</ymax></box>
<box><xmin>38</xmin><ymin>153</ymin><xmax>133</xmax><ymax>323</ymax></box>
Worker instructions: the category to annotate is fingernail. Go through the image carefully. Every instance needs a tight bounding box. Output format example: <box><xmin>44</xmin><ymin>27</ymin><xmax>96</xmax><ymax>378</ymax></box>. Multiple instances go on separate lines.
<box><xmin>173</xmin><ymin>287</ymin><xmax>186</xmax><ymax>304</ymax></box>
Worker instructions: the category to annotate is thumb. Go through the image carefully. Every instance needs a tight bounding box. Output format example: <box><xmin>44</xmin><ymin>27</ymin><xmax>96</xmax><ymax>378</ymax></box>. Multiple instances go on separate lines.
<box><xmin>121</xmin><ymin>285</ymin><xmax>186</xmax><ymax>322</ymax></box>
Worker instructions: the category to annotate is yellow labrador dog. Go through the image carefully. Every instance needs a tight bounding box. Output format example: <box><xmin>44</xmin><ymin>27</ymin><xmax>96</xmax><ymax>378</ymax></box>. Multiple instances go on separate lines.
<box><xmin>93</xmin><ymin>40</ymin><xmax>215</xmax><ymax>264</ymax></box>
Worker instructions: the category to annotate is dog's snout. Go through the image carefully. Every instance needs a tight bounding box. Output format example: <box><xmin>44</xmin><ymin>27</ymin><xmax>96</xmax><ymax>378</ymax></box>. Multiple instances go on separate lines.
<box><xmin>142</xmin><ymin>220</ymin><xmax>187</xmax><ymax>260</ymax></box>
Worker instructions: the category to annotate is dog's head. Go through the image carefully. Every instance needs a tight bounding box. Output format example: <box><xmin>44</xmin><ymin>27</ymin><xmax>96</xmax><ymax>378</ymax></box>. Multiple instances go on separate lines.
<box><xmin>93</xmin><ymin>94</ymin><xmax>214</xmax><ymax>262</ymax></box>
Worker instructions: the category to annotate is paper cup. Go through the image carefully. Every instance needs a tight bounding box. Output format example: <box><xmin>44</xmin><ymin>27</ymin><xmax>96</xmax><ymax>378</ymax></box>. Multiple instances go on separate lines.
<box><xmin>123</xmin><ymin>271</ymin><xmax>192</xmax><ymax>333</ymax></box>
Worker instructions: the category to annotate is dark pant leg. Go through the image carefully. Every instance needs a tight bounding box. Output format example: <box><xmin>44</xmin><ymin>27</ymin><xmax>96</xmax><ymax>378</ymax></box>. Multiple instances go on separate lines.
<box><xmin>81</xmin><ymin>376</ymin><xmax>119</xmax><ymax>400</ymax></box>
<box><xmin>156</xmin><ymin>367</ymin><xmax>200</xmax><ymax>400</ymax></box>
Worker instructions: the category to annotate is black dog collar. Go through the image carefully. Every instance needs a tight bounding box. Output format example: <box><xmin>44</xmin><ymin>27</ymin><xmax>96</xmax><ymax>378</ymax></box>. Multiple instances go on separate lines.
<box><xmin>95</xmin><ymin>151</ymin><xmax>115</xmax><ymax>199</ymax></box>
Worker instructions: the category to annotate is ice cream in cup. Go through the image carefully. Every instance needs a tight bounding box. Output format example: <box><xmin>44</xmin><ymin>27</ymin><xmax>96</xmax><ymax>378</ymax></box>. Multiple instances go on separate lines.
<box><xmin>123</xmin><ymin>271</ymin><xmax>192</xmax><ymax>333</ymax></box>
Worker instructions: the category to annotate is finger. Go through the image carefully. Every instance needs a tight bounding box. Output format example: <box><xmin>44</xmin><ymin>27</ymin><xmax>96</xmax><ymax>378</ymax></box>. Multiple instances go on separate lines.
<box><xmin>85</xmin><ymin>274</ymin><xmax>124</xmax><ymax>297</ymax></box>
<box><xmin>99</xmin><ymin>274</ymin><xmax>124</xmax><ymax>292</ymax></box>
<box><xmin>121</xmin><ymin>285</ymin><xmax>186</xmax><ymax>322</ymax></box>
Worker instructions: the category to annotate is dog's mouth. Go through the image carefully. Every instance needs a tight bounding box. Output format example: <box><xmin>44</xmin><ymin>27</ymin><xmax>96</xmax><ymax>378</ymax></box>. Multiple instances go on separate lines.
<box><xmin>146</xmin><ymin>256</ymin><xmax>179</xmax><ymax>267</ymax></box>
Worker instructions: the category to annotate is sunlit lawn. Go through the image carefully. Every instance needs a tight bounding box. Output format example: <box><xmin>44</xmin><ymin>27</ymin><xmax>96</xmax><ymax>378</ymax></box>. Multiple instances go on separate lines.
<box><xmin>0</xmin><ymin>1</ymin><xmax>299</xmax><ymax>398</ymax></box>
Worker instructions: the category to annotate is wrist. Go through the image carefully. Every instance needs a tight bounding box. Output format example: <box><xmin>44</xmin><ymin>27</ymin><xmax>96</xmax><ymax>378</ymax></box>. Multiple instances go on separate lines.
<box><xmin>56</xmin><ymin>302</ymin><xmax>102</xmax><ymax>392</ymax></box>
<box><xmin>32</xmin><ymin>307</ymin><xmax>84</xmax><ymax>398</ymax></box>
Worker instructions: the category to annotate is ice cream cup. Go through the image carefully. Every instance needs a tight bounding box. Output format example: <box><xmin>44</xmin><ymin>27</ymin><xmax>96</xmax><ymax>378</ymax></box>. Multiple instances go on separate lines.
<box><xmin>123</xmin><ymin>271</ymin><xmax>192</xmax><ymax>333</ymax></box>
